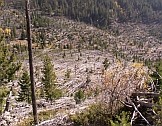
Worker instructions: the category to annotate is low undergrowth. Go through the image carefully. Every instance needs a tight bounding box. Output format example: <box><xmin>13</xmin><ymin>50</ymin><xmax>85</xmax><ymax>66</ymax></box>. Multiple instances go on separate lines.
<box><xmin>17</xmin><ymin>109</ymin><xmax>56</xmax><ymax>126</ymax></box>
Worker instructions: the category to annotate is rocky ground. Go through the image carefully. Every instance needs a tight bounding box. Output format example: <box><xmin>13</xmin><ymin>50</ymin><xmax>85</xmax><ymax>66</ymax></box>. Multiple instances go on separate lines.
<box><xmin>0</xmin><ymin>48</ymin><xmax>151</xmax><ymax>125</ymax></box>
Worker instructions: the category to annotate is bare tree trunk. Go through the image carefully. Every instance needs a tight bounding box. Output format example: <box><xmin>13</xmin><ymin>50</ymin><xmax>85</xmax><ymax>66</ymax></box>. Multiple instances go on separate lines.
<box><xmin>25</xmin><ymin>0</ymin><xmax>38</xmax><ymax>125</ymax></box>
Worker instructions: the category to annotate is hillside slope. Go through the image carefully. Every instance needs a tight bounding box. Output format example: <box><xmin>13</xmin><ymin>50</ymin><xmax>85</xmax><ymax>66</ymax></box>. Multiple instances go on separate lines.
<box><xmin>7</xmin><ymin>0</ymin><xmax>162</xmax><ymax>28</ymax></box>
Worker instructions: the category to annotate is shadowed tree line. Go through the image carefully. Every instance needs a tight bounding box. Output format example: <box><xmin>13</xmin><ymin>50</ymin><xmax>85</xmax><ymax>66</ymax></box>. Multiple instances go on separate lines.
<box><xmin>10</xmin><ymin>0</ymin><xmax>162</xmax><ymax>29</ymax></box>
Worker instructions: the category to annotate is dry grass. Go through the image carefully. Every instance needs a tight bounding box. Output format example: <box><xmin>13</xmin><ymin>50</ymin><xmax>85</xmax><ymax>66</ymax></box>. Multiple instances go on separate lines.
<box><xmin>17</xmin><ymin>109</ymin><xmax>56</xmax><ymax>126</ymax></box>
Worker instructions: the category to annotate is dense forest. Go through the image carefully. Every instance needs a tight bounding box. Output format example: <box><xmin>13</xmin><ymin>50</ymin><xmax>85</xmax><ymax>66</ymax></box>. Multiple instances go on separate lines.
<box><xmin>9</xmin><ymin>0</ymin><xmax>162</xmax><ymax>28</ymax></box>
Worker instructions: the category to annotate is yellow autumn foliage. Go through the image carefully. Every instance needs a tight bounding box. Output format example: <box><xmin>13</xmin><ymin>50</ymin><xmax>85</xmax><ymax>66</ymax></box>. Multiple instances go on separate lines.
<box><xmin>116</xmin><ymin>59</ymin><xmax>121</xmax><ymax>66</ymax></box>
<box><xmin>0</xmin><ymin>28</ymin><xmax>3</xmax><ymax>33</ymax></box>
<box><xmin>137</xmin><ymin>68</ymin><xmax>145</xmax><ymax>76</ymax></box>
<box><xmin>132</xmin><ymin>62</ymin><xmax>143</xmax><ymax>68</ymax></box>
<box><xmin>103</xmin><ymin>60</ymin><xmax>150</xmax><ymax>91</ymax></box>
<box><xmin>4</xmin><ymin>28</ymin><xmax>11</xmax><ymax>36</ymax></box>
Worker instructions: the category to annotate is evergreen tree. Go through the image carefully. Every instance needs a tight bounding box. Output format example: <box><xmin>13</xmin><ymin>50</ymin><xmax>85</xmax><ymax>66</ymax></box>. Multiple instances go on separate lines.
<box><xmin>103</xmin><ymin>58</ymin><xmax>109</xmax><ymax>70</ymax></box>
<box><xmin>74</xmin><ymin>89</ymin><xmax>85</xmax><ymax>104</ymax></box>
<box><xmin>151</xmin><ymin>60</ymin><xmax>162</xmax><ymax>89</ymax></box>
<box><xmin>65</xmin><ymin>69</ymin><xmax>71</xmax><ymax>79</ymax></box>
<box><xmin>27</xmin><ymin>0</ymin><xmax>162</xmax><ymax>28</ymax></box>
<box><xmin>0</xmin><ymin>36</ymin><xmax>21</xmax><ymax>84</ymax></box>
<box><xmin>20</xmin><ymin>29</ymin><xmax>26</xmax><ymax>40</ymax></box>
<box><xmin>0</xmin><ymin>86</ymin><xmax>8</xmax><ymax>114</ymax></box>
<box><xmin>39</xmin><ymin>30</ymin><xmax>46</xmax><ymax>49</ymax></box>
<box><xmin>0</xmin><ymin>29</ymin><xmax>21</xmax><ymax>114</ymax></box>
<box><xmin>42</xmin><ymin>55</ymin><xmax>62</xmax><ymax>102</ymax></box>
<box><xmin>17</xmin><ymin>70</ymin><xmax>31</xmax><ymax>103</ymax></box>
<box><xmin>11</xmin><ymin>26</ymin><xmax>17</xmax><ymax>40</ymax></box>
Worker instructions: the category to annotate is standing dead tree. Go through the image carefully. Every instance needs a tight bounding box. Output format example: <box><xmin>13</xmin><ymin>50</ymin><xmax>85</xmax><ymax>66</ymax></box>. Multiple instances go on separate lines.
<box><xmin>25</xmin><ymin>0</ymin><xmax>38</xmax><ymax>124</ymax></box>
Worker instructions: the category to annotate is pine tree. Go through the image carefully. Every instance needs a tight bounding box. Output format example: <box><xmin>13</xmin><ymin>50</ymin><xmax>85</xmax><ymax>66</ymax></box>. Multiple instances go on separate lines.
<box><xmin>39</xmin><ymin>30</ymin><xmax>46</xmax><ymax>49</ymax></box>
<box><xmin>0</xmin><ymin>28</ymin><xmax>21</xmax><ymax>114</ymax></box>
<box><xmin>74</xmin><ymin>89</ymin><xmax>85</xmax><ymax>104</ymax></box>
<box><xmin>0</xmin><ymin>86</ymin><xmax>8</xmax><ymax>114</ymax></box>
<box><xmin>103</xmin><ymin>58</ymin><xmax>109</xmax><ymax>70</ymax></box>
<box><xmin>110</xmin><ymin>111</ymin><xmax>131</xmax><ymax>126</ymax></box>
<box><xmin>11</xmin><ymin>26</ymin><xmax>17</xmax><ymax>40</ymax></box>
<box><xmin>17</xmin><ymin>70</ymin><xmax>31</xmax><ymax>103</ymax></box>
<box><xmin>42</xmin><ymin>55</ymin><xmax>62</xmax><ymax>102</ymax></box>
<box><xmin>0</xmin><ymin>36</ymin><xmax>21</xmax><ymax>84</ymax></box>
<box><xmin>20</xmin><ymin>28</ymin><xmax>26</xmax><ymax>40</ymax></box>
<box><xmin>151</xmin><ymin>60</ymin><xmax>162</xmax><ymax>90</ymax></box>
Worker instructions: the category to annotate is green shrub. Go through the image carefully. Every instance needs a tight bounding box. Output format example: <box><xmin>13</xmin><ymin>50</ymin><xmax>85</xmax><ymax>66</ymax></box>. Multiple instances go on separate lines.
<box><xmin>17</xmin><ymin>110</ymin><xmax>57</xmax><ymax>126</ymax></box>
<box><xmin>74</xmin><ymin>89</ymin><xmax>85</xmax><ymax>104</ymax></box>
<box><xmin>110</xmin><ymin>111</ymin><xmax>130</xmax><ymax>126</ymax></box>
<box><xmin>71</xmin><ymin>104</ymin><xmax>111</xmax><ymax>126</ymax></box>
<box><xmin>0</xmin><ymin>86</ymin><xmax>9</xmax><ymax>114</ymax></box>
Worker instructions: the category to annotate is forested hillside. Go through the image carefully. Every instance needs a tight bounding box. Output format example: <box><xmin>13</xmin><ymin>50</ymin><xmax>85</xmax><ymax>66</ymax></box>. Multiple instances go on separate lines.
<box><xmin>0</xmin><ymin>0</ymin><xmax>162</xmax><ymax>125</ymax></box>
<box><xmin>9</xmin><ymin>0</ymin><xmax>162</xmax><ymax>28</ymax></box>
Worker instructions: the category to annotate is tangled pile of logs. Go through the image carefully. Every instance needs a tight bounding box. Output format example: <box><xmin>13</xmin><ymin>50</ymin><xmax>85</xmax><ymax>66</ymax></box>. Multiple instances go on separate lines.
<box><xmin>129</xmin><ymin>92</ymin><xmax>160</xmax><ymax>126</ymax></box>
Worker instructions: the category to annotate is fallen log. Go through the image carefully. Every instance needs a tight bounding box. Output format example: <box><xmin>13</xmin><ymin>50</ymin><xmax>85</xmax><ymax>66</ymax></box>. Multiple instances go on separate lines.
<box><xmin>131</xmin><ymin>102</ymin><xmax>151</xmax><ymax>126</ymax></box>
<box><xmin>135</xmin><ymin>101</ymin><xmax>161</xmax><ymax>109</ymax></box>
<box><xmin>132</xmin><ymin>92</ymin><xmax>160</xmax><ymax>97</ymax></box>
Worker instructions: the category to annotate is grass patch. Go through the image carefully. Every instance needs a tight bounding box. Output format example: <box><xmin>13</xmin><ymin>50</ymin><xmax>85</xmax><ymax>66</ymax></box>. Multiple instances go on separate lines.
<box><xmin>17</xmin><ymin>109</ymin><xmax>57</xmax><ymax>126</ymax></box>
<box><xmin>17</xmin><ymin>116</ymin><xmax>33</xmax><ymax>126</ymax></box>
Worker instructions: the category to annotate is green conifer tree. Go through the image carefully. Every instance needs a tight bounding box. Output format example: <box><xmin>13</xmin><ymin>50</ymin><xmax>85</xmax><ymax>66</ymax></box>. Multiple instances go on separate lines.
<box><xmin>11</xmin><ymin>26</ymin><xmax>17</xmax><ymax>40</ymax></box>
<box><xmin>17</xmin><ymin>70</ymin><xmax>31</xmax><ymax>103</ymax></box>
<box><xmin>0</xmin><ymin>86</ymin><xmax>8</xmax><ymax>114</ymax></box>
<box><xmin>103</xmin><ymin>58</ymin><xmax>109</xmax><ymax>70</ymax></box>
<box><xmin>74</xmin><ymin>89</ymin><xmax>85</xmax><ymax>104</ymax></box>
<box><xmin>42</xmin><ymin>55</ymin><xmax>62</xmax><ymax>102</ymax></box>
<box><xmin>151</xmin><ymin>60</ymin><xmax>162</xmax><ymax>87</ymax></box>
<box><xmin>0</xmin><ymin>31</ymin><xmax>21</xmax><ymax>114</ymax></box>
<box><xmin>20</xmin><ymin>29</ymin><xmax>26</xmax><ymax>40</ymax></box>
